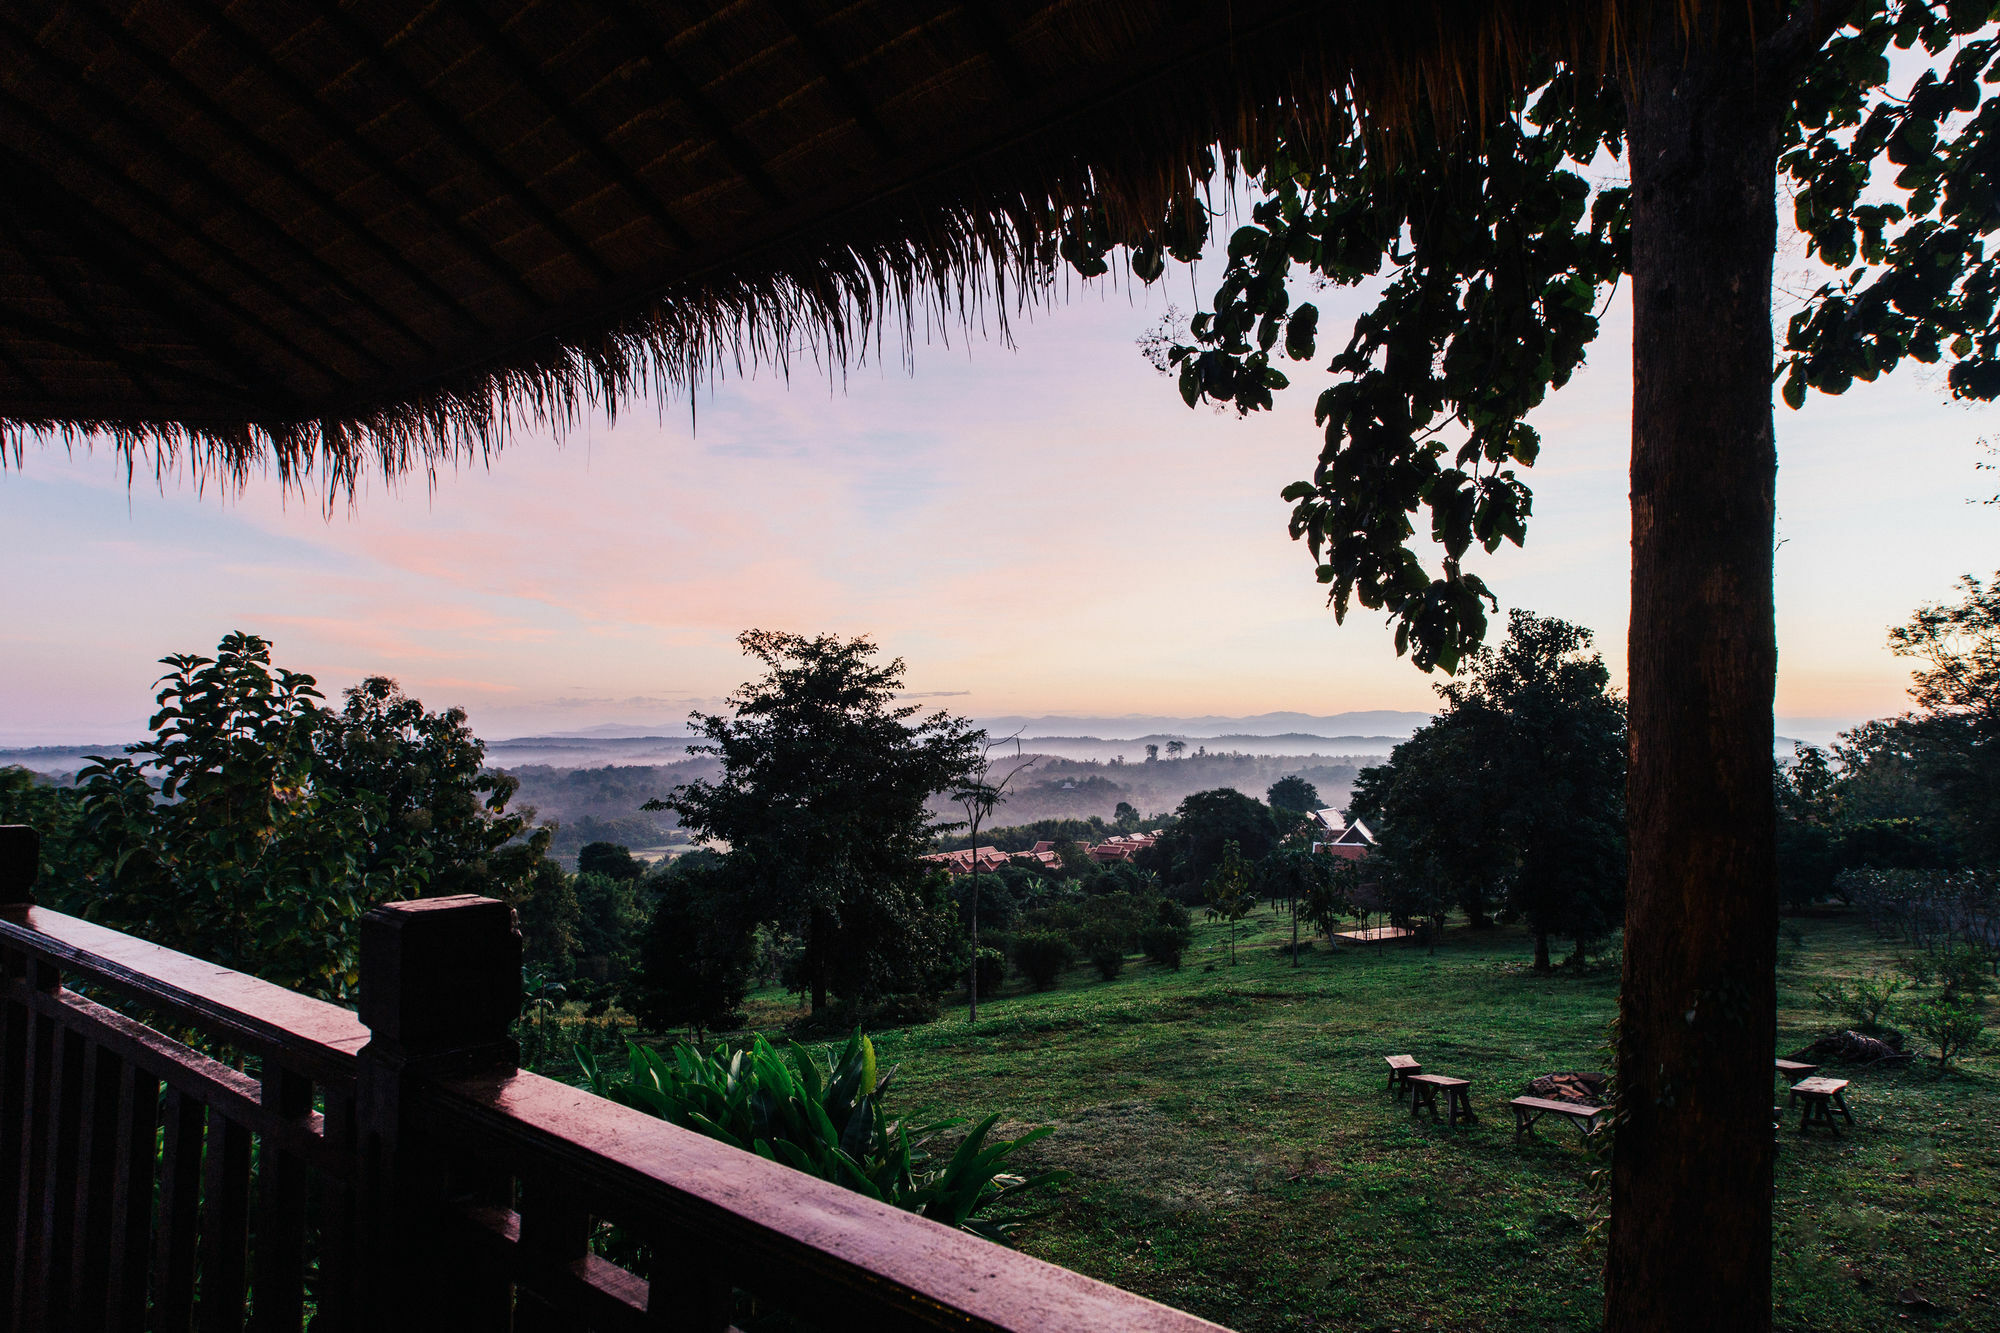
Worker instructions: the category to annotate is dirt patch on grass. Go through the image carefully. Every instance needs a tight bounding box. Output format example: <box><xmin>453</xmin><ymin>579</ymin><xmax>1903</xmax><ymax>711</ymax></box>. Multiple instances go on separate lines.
<box><xmin>1015</xmin><ymin>1100</ymin><xmax>1283</xmax><ymax>1216</ymax></box>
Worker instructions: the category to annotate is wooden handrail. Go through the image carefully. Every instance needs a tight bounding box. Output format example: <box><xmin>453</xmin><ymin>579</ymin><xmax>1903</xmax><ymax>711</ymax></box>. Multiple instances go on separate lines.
<box><xmin>0</xmin><ymin>874</ymin><xmax>1231</xmax><ymax>1332</ymax></box>
<box><xmin>0</xmin><ymin>904</ymin><xmax>368</xmax><ymax>1082</ymax></box>
<box><xmin>427</xmin><ymin>1068</ymin><xmax>1230</xmax><ymax>1332</ymax></box>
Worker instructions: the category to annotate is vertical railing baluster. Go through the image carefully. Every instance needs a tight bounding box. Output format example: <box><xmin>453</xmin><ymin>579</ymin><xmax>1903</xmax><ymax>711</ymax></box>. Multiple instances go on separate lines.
<box><xmin>36</xmin><ymin>1027</ymin><xmax>88</xmax><ymax>1328</ymax></box>
<box><xmin>247</xmin><ymin>1066</ymin><xmax>311</xmax><ymax>1333</ymax></box>
<box><xmin>153</xmin><ymin>1088</ymin><xmax>206</xmax><ymax>1333</ymax></box>
<box><xmin>0</xmin><ymin>823</ymin><xmax>36</xmax><ymax>1327</ymax></box>
<box><xmin>315</xmin><ymin>1089</ymin><xmax>359</xmax><ymax>1333</ymax></box>
<box><xmin>68</xmin><ymin>1041</ymin><xmax>124</xmax><ymax>1333</ymax></box>
<box><xmin>198</xmin><ymin>1110</ymin><xmax>253</xmax><ymax>1333</ymax></box>
<box><xmin>644</xmin><ymin>1227</ymin><xmax>733</xmax><ymax>1332</ymax></box>
<box><xmin>105</xmin><ymin>1064</ymin><xmax>160</xmax><ymax>1333</ymax></box>
<box><xmin>514</xmin><ymin>1171</ymin><xmax>590</xmax><ymax>1332</ymax></box>
<box><xmin>13</xmin><ymin>1006</ymin><xmax>56</xmax><ymax>1331</ymax></box>
<box><xmin>0</xmin><ymin>948</ymin><xmax>29</xmax><ymax>1313</ymax></box>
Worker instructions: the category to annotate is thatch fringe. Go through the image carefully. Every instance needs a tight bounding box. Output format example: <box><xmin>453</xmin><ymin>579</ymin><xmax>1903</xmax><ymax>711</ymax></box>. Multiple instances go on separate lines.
<box><xmin>0</xmin><ymin>1</ymin><xmax>1702</xmax><ymax>497</ymax></box>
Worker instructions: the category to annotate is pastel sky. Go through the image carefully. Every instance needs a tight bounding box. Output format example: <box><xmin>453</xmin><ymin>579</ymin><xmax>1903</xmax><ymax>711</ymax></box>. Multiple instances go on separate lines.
<box><xmin>3</xmin><ymin>232</ymin><xmax>1995</xmax><ymax>747</ymax></box>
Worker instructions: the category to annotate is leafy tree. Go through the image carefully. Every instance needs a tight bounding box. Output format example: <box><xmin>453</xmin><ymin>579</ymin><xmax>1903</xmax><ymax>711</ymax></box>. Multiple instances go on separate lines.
<box><xmin>1203</xmin><ymin>840</ymin><xmax>1256</xmax><ymax>966</ymax></box>
<box><xmin>1265</xmin><ymin>775</ymin><xmax>1322</xmax><ymax>815</ymax></box>
<box><xmin>1875</xmin><ymin>573</ymin><xmax>2000</xmax><ymax>860</ymax></box>
<box><xmin>70</xmin><ymin>634</ymin><xmax>375</xmax><ymax>998</ymax></box>
<box><xmin>624</xmin><ymin>858</ymin><xmax>755</xmax><ymax>1040</ymax></box>
<box><xmin>1139</xmin><ymin>898</ymin><xmax>1195</xmax><ymax>969</ymax></box>
<box><xmin>515</xmin><ymin>855</ymin><xmax>581</xmax><ymax>976</ymax></box>
<box><xmin>313</xmin><ymin>675</ymin><xmax>547</xmax><ymax>902</ymax></box>
<box><xmin>1257</xmin><ymin>841</ymin><xmax>1340</xmax><ymax>966</ymax></box>
<box><xmin>951</xmin><ymin>735</ymin><xmax>1034</xmax><ymax>1022</ymax></box>
<box><xmin>1775</xmin><ymin>746</ymin><xmax>1842</xmax><ymax>906</ymax></box>
<box><xmin>650</xmin><ymin>631</ymin><xmax>983</xmax><ymax>1014</ymax></box>
<box><xmin>577</xmin><ymin>841</ymin><xmax>644</xmax><ymax>881</ymax></box>
<box><xmin>1144</xmin><ymin>788</ymin><xmax>1280</xmax><ymax>896</ymax></box>
<box><xmin>1348</xmin><ymin>718</ymin><xmax>1506</xmax><ymax>936</ymax></box>
<box><xmin>1065</xmin><ymin>6</ymin><xmax>2000</xmax><ymax>1321</ymax></box>
<box><xmin>1349</xmin><ymin>612</ymin><xmax>1626</xmax><ymax>966</ymax></box>
<box><xmin>1144</xmin><ymin>743</ymin><xmax>1160</xmax><ymax>763</ymax></box>
<box><xmin>1011</xmin><ymin>931</ymin><xmax>1074</xmax><ymax>990</ymax></box>
<box><xmin>1164</xmin><ymin>740</ymin><xmax>1185</xmax><ymax>760</ymax></box>
<box><xmin>1113</xmin><ymin>800</ymin><xmax>1141</xmax><ymax>830</ymax></box>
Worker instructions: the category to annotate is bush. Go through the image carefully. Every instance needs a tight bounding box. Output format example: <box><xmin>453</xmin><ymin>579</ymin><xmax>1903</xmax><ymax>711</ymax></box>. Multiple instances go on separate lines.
<box><xmin>1812</xmin><ymin>972</ymin><xmax>1907</xmax><ymax>1031</ymax></box>
<box><xmin>579</xmin><ymin>1032</ymin><xmax>1068</xmax><ymax>1243</ymax></box>
<box><xmin>1082</xmin><ymin>928</ymin><xmax>1126</xmax><ymax>981</ymax></box>
<box><xmin>1901</xmin><ymin>942</ymin><xmax>1993</xmax><ymax>1005</ymax></box>
<box><xmin>1140</xmin><ymin>923</ymin><xmax>1192</xmax><ymax>969</ymax></box>
<box><xmin>972</xmin><ymin>947</ymin><xmax>1007</xmax><ymax>996</ymax></box>
<box><xmin>1012</xmin><ymin>931</ymin><xmax>1075</xmax><ymax>990</ymax></box>
<box><xmin>1907</xmin><ymin>997</ymin><xmax>1986</xmax><ymax>1072</ymax></box>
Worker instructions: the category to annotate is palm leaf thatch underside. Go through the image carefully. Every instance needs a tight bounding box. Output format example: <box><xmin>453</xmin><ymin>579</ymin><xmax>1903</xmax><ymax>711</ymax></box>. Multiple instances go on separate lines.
<box><xmin>0</xmin><ymin>0</ymin><xmax>1683</xmax><ymax>494</ymax></box>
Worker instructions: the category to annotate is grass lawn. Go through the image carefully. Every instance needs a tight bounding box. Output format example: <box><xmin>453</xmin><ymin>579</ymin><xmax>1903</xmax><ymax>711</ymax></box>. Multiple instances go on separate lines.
<box><xmin>739</xmin><ymin>908</ymin><xmax>1998</xmax><ymax>1332</ymax></box>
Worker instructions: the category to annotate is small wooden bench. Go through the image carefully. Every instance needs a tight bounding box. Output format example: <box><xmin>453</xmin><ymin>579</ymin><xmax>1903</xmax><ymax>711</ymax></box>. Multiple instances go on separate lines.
<box><xmin>1789</xmin><ymin>1076</ymin><xmax>1853</xmax><ymax>1134</ymax></box>
<box><xmin>1384</xmin><ymin>1054</ymin><xmax>1422</xmax><ymax>1098</ymax></box>
<box><xmin>1510</xmin><ymin>1095</ymin><xmax>1605</xmax><ymax>1141</ymax></box>
<box><xmin>1774</xmin><ymin>1058</ymin><xmax>1818</xmax><ymax>1082</ymax></box>
<box><xmin>1407</xmin><ymin>1074</ymin><xmax>1476</xmax><ymax>1127</ymax></box>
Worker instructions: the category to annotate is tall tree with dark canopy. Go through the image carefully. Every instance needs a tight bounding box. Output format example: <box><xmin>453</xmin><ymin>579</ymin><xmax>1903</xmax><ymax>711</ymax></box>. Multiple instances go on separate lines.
<box><xmin>1266</xmin><ymin>775</ymin><xmax>1322</xmax><ymax>815</ymax></box>
<box><xmin>1141</xmin><ymin>788</ymin><xmax>1281</xmax><ymax>897</ymax></box>
<box><xmin>1062</xmin><ymin>4</ymin><xmax>2000</xmax><ymax>1325</ymax></box>
<box><xmin>650</xmin><ymin>631</ymin><xmax>984</xmax><ymax>1014</ymax></box>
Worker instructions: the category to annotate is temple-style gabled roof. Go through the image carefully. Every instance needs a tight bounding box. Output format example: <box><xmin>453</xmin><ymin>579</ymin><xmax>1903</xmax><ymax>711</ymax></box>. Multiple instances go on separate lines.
<box><xmin>0</xmin><ymin>0</ymin><xmax>1659</xmax><ymax>491</ymax></box>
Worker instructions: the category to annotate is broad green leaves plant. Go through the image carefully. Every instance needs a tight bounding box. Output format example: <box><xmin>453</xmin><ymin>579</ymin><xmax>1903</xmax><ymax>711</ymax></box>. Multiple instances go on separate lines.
<box><xmin>578</xmin><ymin>1030</ymin><xmax>1068</xmax><ymax>1243</ymax></box>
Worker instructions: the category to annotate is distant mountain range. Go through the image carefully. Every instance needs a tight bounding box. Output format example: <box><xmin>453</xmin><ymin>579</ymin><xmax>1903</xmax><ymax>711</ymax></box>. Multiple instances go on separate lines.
<box><xmin>971</xmin><ymin>711</ymin><xmax>1435</xmax><ymax>740</ymax></box>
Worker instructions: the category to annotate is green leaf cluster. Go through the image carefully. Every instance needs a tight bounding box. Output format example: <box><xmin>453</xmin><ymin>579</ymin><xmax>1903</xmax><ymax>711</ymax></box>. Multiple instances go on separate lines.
<box><xmin>578</xmin><ymin>1030</ymin><xmax>1068</xmax><ymax>1243</ymax></box>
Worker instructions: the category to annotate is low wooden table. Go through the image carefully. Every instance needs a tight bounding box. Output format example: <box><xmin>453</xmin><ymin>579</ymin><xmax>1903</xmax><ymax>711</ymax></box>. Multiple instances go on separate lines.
<box><xmin>1789</xmin><ymin>1076</ymin><xmax>1853</xmax><ymax>1134</ymax></box>
<box><xmin>1384</xmin><ymin>1054</ymin><xmax>1422</xmax><ymax>1098</ymax></box>
<box><xmin>1774</xmin><ymin>1058</ymin><xmax>1818</xmax><ymax>1082</ymax></box>
<box><xmin>1510</xmin><ymin>1095</ymin><xmax>1605</xmax><ymax>1141</ymax></box>
<box><xmin>1407</xmin><ymin>1074</ymin><xmax>1476</xmax><ymax>1127</ymax></box>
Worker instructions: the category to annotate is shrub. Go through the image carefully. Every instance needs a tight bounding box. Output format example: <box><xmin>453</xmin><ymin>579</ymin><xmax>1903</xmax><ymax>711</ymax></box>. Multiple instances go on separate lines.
<box><xmin>578</xmin><ymin>1031</ymin><xmax>1068</xmax><ymax>1242</ymax></box>
<box><xmin>1907</xmin><ymin>998</ymin><xmax>1986</xmax><ymax>1072</ymax></box>
<box><xmin>1140</xmin><ymin>922</ymin><xmax>1193</xmax><ymax>969</ymax></box>
<box><xmin>1901</xmin><ymin>942</ymin><xmax>1993</xmax><ymax>1005</ymax></box>
<box><xmin>1081</xmin><ymin>927</ymin><xmax>1126</xmax><ymax>981</ymax></box>
<box><xmin>972</xmin><ymin>947</ymin><xmax>1007</xmax><ymax>996</ymax></box>
<box><xmin>1012</xmin><ymin>931</ymin><xmax>1075</xmax><ymax>990</ymax></box>
<box><xmin>1812</xmin><ymin>972</ymin><xmax>1907</xmax><ymax>1032</ymax></box>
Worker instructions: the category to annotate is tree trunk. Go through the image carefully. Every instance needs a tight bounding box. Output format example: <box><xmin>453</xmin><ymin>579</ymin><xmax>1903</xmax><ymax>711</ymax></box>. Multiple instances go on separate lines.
<box><xmin>1533</xmin><ymin>926</ymin><xmax>1551</xmax><ymax>973</ymax></box>
<box><xmin>1608</xmin><ymin>13</ymin><xmax>1784</xmax><ymax>1332</ymax></box>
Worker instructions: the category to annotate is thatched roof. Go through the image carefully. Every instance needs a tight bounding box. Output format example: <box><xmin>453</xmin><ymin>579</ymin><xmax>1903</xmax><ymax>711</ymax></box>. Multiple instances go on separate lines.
<box><xmin>0</xmin><ymin>1</ymin><xmax>1647</xmax><ymax>491</ymax></box>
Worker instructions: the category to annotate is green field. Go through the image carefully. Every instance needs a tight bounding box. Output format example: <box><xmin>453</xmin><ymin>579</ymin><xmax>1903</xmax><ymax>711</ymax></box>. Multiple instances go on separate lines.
<box><xmin>740</xmin><ymin>909</ymin><xmax>1998</xmax><ymax>1333</ymax></box>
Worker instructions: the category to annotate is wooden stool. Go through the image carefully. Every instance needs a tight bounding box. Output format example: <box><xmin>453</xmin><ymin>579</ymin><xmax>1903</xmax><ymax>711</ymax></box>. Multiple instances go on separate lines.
<box><xmin>1407</xmin><ymin>1074</ymin><xmax>1476</xmax><ymax>1127</ymax></box>
<box><xmin>1789</xmin><ymin>1076</ymin><xmax>1853</xmax><ymax>1134</ymax></box>
<box><xmin>1774</xmin><ymin>1058</ymin><xmax>1818</xmax><ymax>1083</ymax></box>
<box><xmin>1384</xmin><ymin>1054</ymin><xmax>1421</xmax><ymax>1099</ymax></box>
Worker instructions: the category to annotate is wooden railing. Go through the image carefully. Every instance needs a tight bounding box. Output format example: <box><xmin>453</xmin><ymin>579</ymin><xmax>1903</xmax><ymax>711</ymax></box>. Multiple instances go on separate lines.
<box><xmin>0</xmin><ymin>827</ymin><xmax>1226</xmax><ymax>1332</ymax></box>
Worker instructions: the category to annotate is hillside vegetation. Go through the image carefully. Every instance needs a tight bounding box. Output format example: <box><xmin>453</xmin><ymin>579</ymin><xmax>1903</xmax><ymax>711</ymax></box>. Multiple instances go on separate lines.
<box><xmin>732</xmin><ymin>912</ymin><xmax>1996</xmax><ymax>1333</ymax></box>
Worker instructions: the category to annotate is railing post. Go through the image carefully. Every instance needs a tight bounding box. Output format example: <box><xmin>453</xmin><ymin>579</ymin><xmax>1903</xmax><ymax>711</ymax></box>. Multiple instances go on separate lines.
<box><xmin>0</xmin><ymin>825</ymin><xmax>38</xmax><ymax>906</ymax></box>
<box><xmin>354</xmin><ymin>896</ymin><xmax>521</xmax><ymax>1331</ymax></box>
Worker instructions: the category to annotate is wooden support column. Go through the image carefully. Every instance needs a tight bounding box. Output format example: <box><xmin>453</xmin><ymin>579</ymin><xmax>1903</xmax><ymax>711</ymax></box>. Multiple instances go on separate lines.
<box><xmin>354</xmin><ymin>896</ymin><xmax>521</xmax><ymax>1331</ymax></box>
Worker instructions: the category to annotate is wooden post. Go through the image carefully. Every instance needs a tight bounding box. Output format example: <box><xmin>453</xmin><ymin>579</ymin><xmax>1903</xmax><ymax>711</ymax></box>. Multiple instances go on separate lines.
<box><xmin>0</xmin><ymin>826</ymin><xmax>39</xmax><ymax>906</ymax></box>
<box><xmin>354</xmin><ymin>896</ymin><xmax>521</xmax><ymax>1331</ymax></box>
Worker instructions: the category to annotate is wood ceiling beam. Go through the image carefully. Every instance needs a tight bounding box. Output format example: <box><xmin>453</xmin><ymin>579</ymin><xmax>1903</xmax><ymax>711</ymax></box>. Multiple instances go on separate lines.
<box><xmin>456</xmin><ymin>3</ymin><xmax>708</xmax><ymax>241</ymax></box>
<box><xmin>0</xmin><ymin>17</ymin><xmax>438</xmax><ymax>361</ymax></box>
<box><xmin>177</xmin><ymin>0</ymin><xmax>550</xmax><ymax>312</ymax></box>
<box><xmin>600</xmin><ymin>0</ymin><xmax>789</xmax><ymax>208</ymax></box>
<box><xmin>765</xmin><ymin>0</ymin><xmax>899</xmax><ymax>161</ymax></box>
<box><xmin>0</xmin><ymin>84</ymin><xmax>386</xmax><ymax>382</ymax></box>
<box><xmin>311</xmin><ymin>2</ymin><xmax>623</xmax><ymax>284</ymax></box>
<box><xmin>67</xmin><ymin>2</ymin><xmax>484</xmax><ymax>342</ymax></box>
